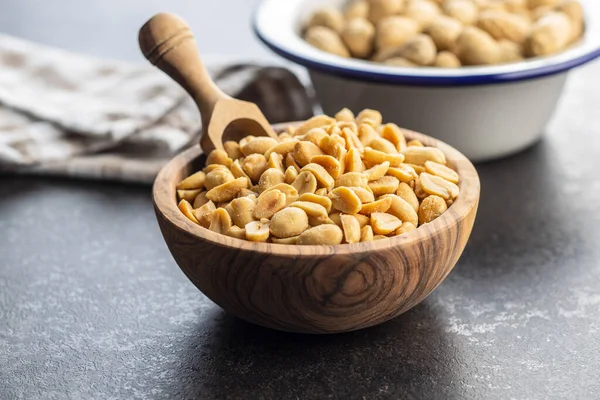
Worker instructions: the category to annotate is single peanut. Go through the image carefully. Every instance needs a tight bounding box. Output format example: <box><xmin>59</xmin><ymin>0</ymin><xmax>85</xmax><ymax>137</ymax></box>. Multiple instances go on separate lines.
<box><xmin>349</xmin><ymin>186</ymin><xmax>376</xmax><ymax>203</ymax></box>
<box><xmin>420</xmin><ymin>172</ymin><xmax>460</xmax><ymax>199</ymax></box>
<box><xmin>204</xmin><ymin>169</ymin><xmax>235</xmax><ymax>191</ymax></box>
<box><xmin>424</xmin><ymin>160</ymin><xmax>459</xmax><ymax>183</ymax></box>
<box><xmin>258</xmin><ymin>168</ymin><xmax>286</xmax><ymax>192</ymax></box>
<box><xmin>396</xmin><ymin>34</ymin><xmax>438</xmax><ymax>66</ymax></box>
<box><xmin>292</xmin><ymin>171</ymin><xmax>319</xmax><ymax>195</ymax></box>
<box><xmin>230</xmin><ymin>197</ymin><xmax>256</xmax><ymax>228</ymax></box>
<box><xmin>329</xmin><ymin>187</ymin><xmax>363</xmax><ymax>214</ymax></box>
<box><xmin>346</xmin><ymin>148</ymin><xmax>367</xmax><ymax>173</ymax></box>
<box><xmin>294</xmin><ymin>141</ymin><xmax>325</xmax><ymax>167</ymax></box>
<box><xmin>178</xmin><ymin>199</ymin><xmax>199</xmax><ymax>224</ymax></box>
<box><xmin>435</xmin><ymin>50</ymin><xmax>463</xmax><ymax>67</ymax></box>
<box><xmin>418</xmin><ymin>195</ymin><xmax>448</xmax><ymax>224</ymax></box>
<box><xmin>294</xmin><ymin>115</ymin><xmax>337</xmax><ymax>137</ymax></box>
<box><xmin>223</xmin><ymin>141</ymin><xmax>242</xmax><ymax>160</ymax></box>
<box><xmin>335</xmin><ymin>107</ymin><xmax>355</xmax><ymax>122</ymax></box>
<box><xmin>427</xmin><ymin>15</ymin><xmax>463</xmax><ymax>52</ymax></box>
<box><xmin>356</xmin><ymin>109</ymin><xmax>383</xmax><ymax>127</ymax></box>
<box><xmin>192</xmin><ymin>201</ymin><xmax>216</xmax><ymax>228</ymax></box>
<box><xmin>192</xmin><ymin>191</ymin><xmax>209</xmax><ymax>208</ymax></box>
<box><xmin>259</xmin><ymin>183</ymin><xmax>300</xmax><ymax>205</ymax></box>
<box><xmin>456</xmin><ymin>26</ymin><xmax>502</xmax><ymax>65</ymax></box>
<box><xmin>402</xmin><ymin>146</ymin><xmax>446</xmax><ymax>165</ymax></box>
<box><xmin>270</xmin><ymin>207</ymin><xmax>310</xmax><ymax>238</ymax></box>
<box><xmin>396</xmin><ymin>182</ymin><xmax>420</xmax><ymax>212</ymax></box>
<box><xmin>177</xmin><ymin>189</ymin><xmax>203</xmax><ymax>203</ymax></box>
<box><xmin>267</xmin><ymin>152</ymin><xmax>285</xmax><ymax>173</ymax></box>
<box><xmin>364</xmin><ymin>161</ymin><xmax>390</xmax><ymax>181</ymax></box>
<box><xmin>209</xmin><ymin>208</ymin><xmax>232</xmax><ymax>235</ymax></box>
<box><xmin>284</xmin><ymin>166</ymin><xmax>299</xmax><ymax>184</ymax></box>
<box><xmin>177</xmin><ymin>171</ymin><xmax>206</xmax><ymax>190</ymax></box>
<box><xmin>381</xmin><ymin>194</ymin><xmax>419</xmax><ymax>226</ymax></box>
<box><xmin>360</xmin><ymin>225</ymin><xmax>375</xmax><ymax>242</ymax></box>
<box><xmin>305</xmin><ymin>26</ymin><xmax>351</xmax><ymax>57</ymax></box>
<box><xmin>311</xmin><ymin>155</ymin><xmax>343</xmax><ymax>179</ymax></box>
<box><xmin>380</xmin><ymin>123</ymin><xmax>407</xmax><ymax>152</ymax></box>
<box><xmin>298</xmin><ymin>193</ymin><xmax>333</xmax><ymax>213</ymax></box>
<box><xmin>245</xmin><ymin>220</ymin><xmax>271</xmax><ymax>242</ymax></box>
<box><xmin>526</xmin><ymin>12</ymin><xmax>572</xmax><ymax>57</ymax></box>
<box><xmin>206</xmin><ymin>149</ymin><xmax>232</xmax><ymax>167</ymax></box>
<box><xmin>253</xmin><ymin>189</ymin><xmax>286</xmax><ymax>219</ymax></box>
<box><xmin>340</xmin><ymin>214</ymin><xmax>362</xmax><ymax>243</ymax></box>
<box><xmin>205</xmin><ymin>178</ymin><xmax>248</xmax><ymax>203</ymax></box>
<box><xmin>297</xmin><ymin>224</ymin><xmax>344</xmax><ymax>245</ymax></box>
<box><xmin>242</xmin><ymin>154</ymin><xmax>268</xmax><ymax>183</ymax></box>
<box><xmin>363</xmin><ymin>147</ymin><xmax>405</xmax><ymax>167</ymax></box>
<box><xmin>226</xmin><ymin>226</ymin><xmax>246</xmax><ymax>240</ymax></box>
<box><xmin>387</xmin><ymin>164</ymin><xmax>418</xmax><ymax>183</ymax></box>
<box><xmin>290</xmin><ymin>201</ymin><xmax>330</xmax><ymax>225</ymax></box>
<box><xmin>358</xmin><ymin>123</ymin><xmax>381</xmax><ymax>147</ymax></box>
<box><xmin>360</xmin><ymin>196</ymin><xmax>393</xmax><ymax>215</ymax></box>
<box><xmin>264</xmin><ymin>139</ymin><xmax>298</xmax><ymax>159</ymax></box>
<box><xmin>477</xmin><ymin>11</ymin><xmax>531</xmax><ymax>44</ymax></box>
<box><xmin>395</xmin><ymin>221</ymin><xmax>417</xmax><ymax>235</ymax></box>
<box><xmin>375</xmin><ymin>16</ymin><xmax>420</xmax><ymax>50</ymax></box>
<box><xmin>371</xmin><ymin>212</ymin><xmax>403</xmax><ymax>235</ymax></box>
<box><xmin>343</xmin><ymin>17</ymin><xmax>376</xmax><ymax>58</ymax></box>
<box><xmin>285</xmin><ymin>153</ymin><xmax>301</xmax><ymax>173</ymax></box>
<box><xmin>336</xmin><ymin>172</ymin><xmax>370</xmax><ymax>188</ymax></box>
<box><xmin>241</xmin><ymin>137</ymin><xmax>279</xmax><ymax>156</ymax></box>
<box><xmin>404</xmin><ymin>0</ymin><xmax>441</xmax><ymax>29</ymax></box>
<box><xmin>230</xmin><ymin>159</ymin><xmax>252</xmax><ymax>187</ymax></box>
<box><xmin>369</xmin><ymin>176</ymin><xmax>400</xmax><ymax>196</ymax></box>
<box><xmin>302</xmin><ymin>128</ymin><xmax>329</xmax><ymax>148</ymax></box>
<box><xmin>301</xmin><ymin>163</ymin><xmax>336</xmax><ymax>190</ymax></box>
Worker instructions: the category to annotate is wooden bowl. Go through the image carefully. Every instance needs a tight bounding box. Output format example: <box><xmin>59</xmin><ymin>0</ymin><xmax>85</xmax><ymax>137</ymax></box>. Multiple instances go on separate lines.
<box><xmin>153</xmin><ymin>125</ymin><xmax>480</xmax><ymax>334</ymax></box>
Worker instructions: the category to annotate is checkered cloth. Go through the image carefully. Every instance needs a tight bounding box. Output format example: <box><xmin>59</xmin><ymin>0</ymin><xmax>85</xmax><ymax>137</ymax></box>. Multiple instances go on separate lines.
<box><xmin>0</xmin><ymin>34</ymin><xmax>314</xmax><ymax>184</ymax></box>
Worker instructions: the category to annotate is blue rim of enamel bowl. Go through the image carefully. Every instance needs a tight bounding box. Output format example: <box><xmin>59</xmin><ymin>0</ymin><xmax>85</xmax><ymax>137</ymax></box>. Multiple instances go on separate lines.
<box><xmin>253</xmin><ymin>0</ymin><xmax>600</xmax><ymax>86</ymax></box>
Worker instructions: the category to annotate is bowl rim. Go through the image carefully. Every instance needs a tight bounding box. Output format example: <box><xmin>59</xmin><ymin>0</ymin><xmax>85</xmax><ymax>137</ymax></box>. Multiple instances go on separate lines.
<box><xmin>153</xmin><ymin>124</ymin><xmax>480</xmax><ymax>257</ymax></box>
<box><xmin>253</xmin><ymin>0</ymin><xmax>600</xmax><ymax>86</ymax></box>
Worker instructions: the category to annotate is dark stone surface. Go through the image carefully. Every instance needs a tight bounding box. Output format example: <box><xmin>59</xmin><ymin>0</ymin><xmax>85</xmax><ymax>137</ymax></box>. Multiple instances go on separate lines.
<box><xmin>1</xmin><ymin>1</ymin><xmax>600</xmax><ymax>399</ymax></box>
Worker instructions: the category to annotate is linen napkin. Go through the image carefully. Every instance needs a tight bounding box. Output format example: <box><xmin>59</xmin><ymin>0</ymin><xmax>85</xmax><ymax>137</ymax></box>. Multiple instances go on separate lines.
<box><xmin>0</xmin><ymin>34</ymin><xmax>314</xmax><ymax>184</ymax></box>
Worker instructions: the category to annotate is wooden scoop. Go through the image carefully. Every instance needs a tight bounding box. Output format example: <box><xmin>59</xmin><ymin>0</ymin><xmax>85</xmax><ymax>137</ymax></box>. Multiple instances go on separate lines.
<box><xmin>138</xmin><ymin>13</ymin><xmax>277</xmax><ymax>154</ymax></box>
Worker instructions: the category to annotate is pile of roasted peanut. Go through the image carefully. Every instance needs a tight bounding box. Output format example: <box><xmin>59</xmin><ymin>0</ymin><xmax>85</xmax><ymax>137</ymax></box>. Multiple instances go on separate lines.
<box><xmin>303</xmin><ymin>0</ymin><xmax>584</xmax><ymax>67</ymax></box>
<box><xmin>176</xmin><ymin>109</ymin><xmax>460</xmax><ymax>245</ymax></box>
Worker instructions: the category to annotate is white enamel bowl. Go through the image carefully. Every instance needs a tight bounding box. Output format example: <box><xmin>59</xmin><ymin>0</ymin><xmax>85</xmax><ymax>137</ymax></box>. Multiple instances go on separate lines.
<box><xmin>254</xmin><ymin>0</ymin><xmax>600</xmax><ymax>162</ymax></box>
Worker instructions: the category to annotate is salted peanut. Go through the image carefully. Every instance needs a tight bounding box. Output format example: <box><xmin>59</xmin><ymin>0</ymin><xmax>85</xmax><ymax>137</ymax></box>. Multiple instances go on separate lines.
<box><xmin>381</xmin><ymin>123</ymin><xmax>407</xmax><ymax>152</ymax></box>
<box><xmin>369</xmin><ymin>176</ymin><xmax>400</xmax><ymax>196</ymax></box>
<box><xmin>253</xmin><ymin>189</ymin><xmax>286</xmax><ymax>219</ymax></box>
<box><xmin>298</xmin><ymin>193</ymin><xmax>333</xmax><ymax>213</ymax></box>
<box><xmin>241</xmin><ymin>154</ymin><xmax>268</xmax><ymax>183</ymax></box>
<box><xmin>350</xmin><ymin>213</ymin><xmax>370</xmax><ymax>228</ymax></box>
<box><xmin>229</xmin><ymin>197</ymin><xmax>256</xmax><ymax>228</ymax></box>
<box><xmin>208</xmin><ymin>208</ymin><xmax>232</xmax><ymax>235</ymax></box>
<box><xmin>425</xmin><ymin>160</ymin><xmax>459</xmax><ymax>183</ymax></box>
<box><xmin>413</xmin><ymin>177</ymin><xmax>428</xmax><ymax>199</ymax></box>
<box><xmin>382</xmin><ymin>57</ymin><xmax>418</xmax><ymax>67</ymax></box>
<box><xmin>345</xmin><ymin>148</ymin><xmax>366</xmax><ymax>173</ymax></box>
<box><xmin>419</xmin><ymin>195</ymin><xmax>448</xmax><ymax>224</ymax></box>
<box><xmin>364</xmin><ymin>161</ymin><xmax>390</xmax><ymax>181</ymax></box>
<box><xmin>329</xmin><ymin>187</ymin><xmax>363</xmax><ymax>214</ymax></box>
<box><xmin>307</xmin><ymin>7</ymin><xmax>346</xmax><ymax>33</ymax></box>
<box><xmin>310</xmin><ymin>155</ymin><xmax>343</xmax><ymax>180</ymax></box>
<box><xmin>357</xmin><ymin>123</ymin><xmax>379</xmax><ymax>147</ymax></box>
<box><xmin>292</xmin><ymin>171</ymin><xmax>318</xmax><ymax>195</ymax></box>
<box><xmin>395</xmin><ymin>221</ymin><xmax>417</xmax><ymax>235</ymax></box>
<box><xmin>528</xmin><ymin>0</ymin><xmax>559</xmax><ymax>8</ymax></box>
<box><xmin>258</xmin><ymin>168</ymin><xmax>286</xmax><ymax>192</ymax></box>
<box><xmin>315</xmin><ymin>188</ymin><xmax>329</xmax><ymax>196</ymax></box>
<box><xmin>426</xmin><ymin>15</ymin><xmax>463</xmax><ymax>52</ymax></box>
<box><xmin>363</xmin><ymin>147</ymin><xmax>405</xmax><ymax>167</ymax></box>
<box><xmin>178</xmin><ymin>199</ymin><xmax>199</xmax><ymax>224</ymax></box>
<box><xmin>203</xmin><ymin>164</ymin><xmax>229</xmax><ymax>174</ymax></box>
<box><xmin>380</xmin><ymin>194</ymin><xmax>419</xmax><ymax>226</ymax></box>
<box><xmin>331</xmin><ymin>144</ymin><xmax>348</xmax><ymax>176</ymax></box>
<box><xmin>401</xmin><ymin>34</ymin><xmax>438</xmax><ymax>65</ymax></box>
<box><xmin>356</xmin><ymin>109</ymin><xmax>383</xmax><ymax>127</ymax></box>
<box><xmin>336</xmin><ymin>171</ymin><xmax>370</xmax><ymax>188</ymax></box>
<box><xmin>349</xmin><ymin>186</ymin><xmax>376</xmax><ymax>203</ymax></box>
<box><xmin>193</xmin><ymin>191</ymin><xmax>209</xmax><ymax>208</ymax></box>
<box><xmin>407</xmin><ymin>139</ymin><xmax>424</xmax><ymax>147</ymax></box>
<box><xmin>301</xmin><ymin>163</ymin><xmax>336</xmax><ymax>190</ymax></box>
<box><xmin>341</xmin><ymin>127</ymin><xmax>364</xmax><ymax>151</ymax></box>
<box><xmin>371</xmin><ymin>212</ymin><xmax>403</xmax><ymax>235</ymax></box>
<box><xmin>456</xmin><ymin>26</ymin><xmax>501</xmax><ymax>65</ymax></box>
<box><xmin>443</xmin><ymin>0</ymin><xmax>478</xmax><ymax>25</ymax></box>
<box><xmin>264</xmin><ymin>139</ymin><xmax>298</xmax><ymax>159</ymax></box>
<box><xmin>294</xmin><ymin>141</ymin><xmax>325</xmax><ymax>167</ymax></box>
<box><xmin>329</xmin><ymin>212</ymin><xmax>343</xmax><ymax>227</ymax></box>
<box><xmin>320</xmin><ymin>134</ymin><xmax>344</xmax><ymax>157</ymax></box>
<box><xmin>340</xmin><ymin>214</ymin><xmax>361</xmax><ymax>244</ymax></box>
<box><xmin>290</xmin><ymin>201</ymin><xmax>330</xmax><ymax>224</ymax></box>
<box><xmin>375</xmin><ymin>16</ymin><xmax>420</xmax><ymax>51</ymax></box>
<box><xmin>206</xmin><ymin>177</ymin><xmax>248</xmax><ymax>203</ymax></box>
<box><xmin>225</xmin><ymin>226</ymin><xmax>246</xmax><ymax>240</ymax></box>
<box><xmin>404</xmin><ymin>0</ymin><xmax>441</xmax><ymax>29</ymax></box>
<box><xmin>245</xmin><ymin>220</ymin><xmax>270</xmax><ymax>242</ymax></box>
<box><xmin>223</xmin><ymin>141</ymin><xmax>242</xmax><ymax>160</ymax></box>
<box><xmin>302</xmin><ymin>128</ymin><xmax>329</xmax><ymax>148</ymax></box>
<box><xmin>403</xmin><ymin>146</ymin><xmax>446</xmax><ymax>165</ymax></box>
<box><xmin>305</xmin><ymin>26</ymin><xmax>350</xmax><ymax>57</ymax></box>
<box><xmin>269</xmin><ymin>207</ymin><xmax>309</xmax><ymax>239</ymax></box>
<box><xmin>259</xmin><ymin>183</ymin><xmax>300</xmax><ymax>206</ymax></box>
<box><xmin>346</xmin><ymin>0</ymin><xmax>370</xmax><ymax>19</ymax></box>
<box><xmin>177</xmin><ymin>170</ymin><xmax>206</xmax><ymax>190</ymax></box>
<box><xmin>177</xmin><ymin>188</ymin><xmax>203</xmax><ymax>203</ymax></box>
<box><xmin>297</xmin><ymin>224</ymin><xmax>344</xmax><ymax>245</ymax></box>
<box><xmin>204</xmin><ymin>169</ymin><xmax>235</xmax><ymax>191</ymax></box>
<box><xmin>360</xmin><ymin>225</ymin><xmax>375</xmax><ymax>242</ymax></box>
<box><xmin>284</xmin><ymin>166</ymin><xmax>299</xmax><ymax>184</ymax></box>
<box><xmin>369</xmin><ymin>137</ymin><xmax>398</xmax><ymax>154</ymax></box>
<box><xmin>335</xmin><ymin>108</ymin><xmax>355</xmax><ymax>122</ymax></box>
<box><xmin>241</xmin><ymin>137</ymin><xmax>278</xmax><ymax>157</ymax></box>
<box><xmin>342</xmin><ymin>17</ymin><xmax>376</xmax><ymax>59</ymax></box>
<box><xmin>360</xmin><ymin>196</ymin><xmax>392</xmax><ymax>215</ymax></box>
<box><xmin>558</xmin><ymin>0</ymin><xmax>583</xmax><ymax>42</ymax></box>
<box><xmin>477</xmin><ymin>11</ymin><xmax>530</xmax><ymax>44</ymax></box>
<box><xmin>387</xmin><ymin>165</ymin><xmax>418</xmax><ymax>183</ymax></box>
<box><xmin>405</xmin><ymin>163</ymin><xmax>426</xmax><ymax>174</ymax></box>
<box><xmin>267</xmin><ymin>152</ymin><xmax>285</xmax><ymax>173</ymax></box>
<box><xmin>420</xmin><ymin>172</ymin><xmax>460</xmax><ymax>199</ymax></box>
<box><xmin>206</xmin><ymin>149</ymin><xmax>232</xmax><ymax>168</ymax></box>
<box><xmin>297</xmin><ymin>115</ymin><xmax>337</xmax><ymax>137</ymax></box>
<box><xmin>526</xmin><ymin>12</ymin><xmax>572</xmax><ymax>57</ymax></box>
<box><xmin>285</xmin><ymin>153</ymin><xmax>301</xmax><ymax>173</ymax></box>
<box><xmin>238</xmin><ymin>135</ymin><xmax>255</xmax><ymax>148</ymax></box>
<box><xmin>396</xmin><ymin>182</ymin><xmax>420</xmax><ymax>212</ymax></box>
<box><xmin>368</xmin><ymin>0</ymin><xmax>404</xmax><ymax>24</ymax></box>
<box><xmin>192</xmin><ymin>201</ymin><xmax>216</xmax><ymax>228</ymax></box>
<box><xmin>272</xmin><ymin>236</ymin><xmax>300</xmax><ymax>245</ymax></box>
<box><xmin>435</xmin><ymin>50</ymin><xmax>462</xmax><ymax>67</ymax></box>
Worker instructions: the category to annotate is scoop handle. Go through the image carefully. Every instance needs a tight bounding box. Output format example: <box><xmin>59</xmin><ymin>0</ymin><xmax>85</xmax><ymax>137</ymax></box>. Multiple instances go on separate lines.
<box><xmin>138</xmin><ymin>13</ymin><xmax>228</xmax><ymax>127</ymax></box>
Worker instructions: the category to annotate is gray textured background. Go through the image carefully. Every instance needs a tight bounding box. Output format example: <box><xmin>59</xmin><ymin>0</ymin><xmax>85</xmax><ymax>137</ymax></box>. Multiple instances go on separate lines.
<box><xmin>1</xmin><ymin>0</ymin><xmax>600</xmax><ymax>399</ymax></box>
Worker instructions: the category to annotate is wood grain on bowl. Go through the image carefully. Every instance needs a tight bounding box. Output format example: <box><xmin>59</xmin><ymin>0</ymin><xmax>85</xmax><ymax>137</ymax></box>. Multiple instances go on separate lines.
<box><xmin>153</xmin><ymin>126</ymin><xmax>479</xmax><ymax>333</ymax></box>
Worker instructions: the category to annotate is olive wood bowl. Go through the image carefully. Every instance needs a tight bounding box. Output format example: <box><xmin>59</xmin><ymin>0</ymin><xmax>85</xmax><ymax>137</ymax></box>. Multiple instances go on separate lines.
<box><xmin>153</xmin><ymin>124</ymin><xmax>480</xmax><ymax>334</ymax></box>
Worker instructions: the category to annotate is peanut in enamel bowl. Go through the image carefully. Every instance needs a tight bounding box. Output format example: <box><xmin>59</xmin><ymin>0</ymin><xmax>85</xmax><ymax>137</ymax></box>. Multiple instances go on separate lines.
<box><xmin>253</xmin><ymin>0</ymin><xmax>600</xmax><ymax>162</ymax></box>
<box><xmin>153</xmin><ymin>122</ymin><xmax>480</xmax><ymax>334</ymax></box>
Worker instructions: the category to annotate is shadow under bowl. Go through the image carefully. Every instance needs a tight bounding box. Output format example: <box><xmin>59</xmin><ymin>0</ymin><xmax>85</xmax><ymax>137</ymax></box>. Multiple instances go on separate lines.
<box><xmin>153</xmin><ymin>126</ymin><xmax>480</xmax><ymax>334</ymax></box>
